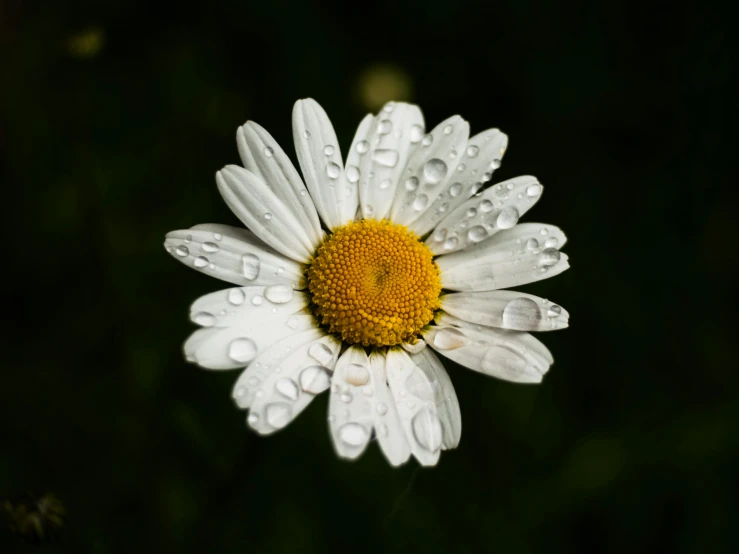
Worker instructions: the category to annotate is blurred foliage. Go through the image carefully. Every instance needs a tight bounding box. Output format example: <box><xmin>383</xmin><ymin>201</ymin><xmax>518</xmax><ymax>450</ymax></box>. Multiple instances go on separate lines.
<box><xmin>1</xmin><ymin>0</ymin><xmax>736</xmax><ymax>553</ymax></box>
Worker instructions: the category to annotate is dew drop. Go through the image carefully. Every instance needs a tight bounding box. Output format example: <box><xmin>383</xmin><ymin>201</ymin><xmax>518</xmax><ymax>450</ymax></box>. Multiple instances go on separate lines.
<box><xmin>338</xmin><ymin>423</ymin><xmax>369</xmax><ymax>446</ymax></box>
<box><xmin>405</xmin><ymin>176</ymin><xmax>419</xmax><ymax>191</ymax></box>
<box><xmin>265</xmin><ymin>284</ymin><xmax>294</xmax><ymax>304</ymax></box>
<box><xmin>263</xmin><ymin>146</ymin><xmax>274</xmax><ymax>158</ymax></box>
<box><xmin>265</xmin><ymin>402</ymin><xmax>292</xmax><ymax>429</ymax></box>
<box><xmin>193</xmin><ymin>312</ymin><xmax>216</xmax><ymax>327</ymax></box>
<box><xmin>275</xmin><ymin>378</ymin><xmax>299</xmax><ymax>401</ymax></box>
<box><xmin>423</xmin><ymin>159</ymin><xmax>448</xmax><ymax>184</ymax></box>
<box><xmin>433</xmin><ymin>327</ymin><xmax>467</xmax><ymax>350</ymax></box>
<box><xmin>299</xmin><ymin>365</ymin><xmax>331</xmax><ymax>394</ymax></box>
<box><xmin>449</xmin><ymin>182</ymin><xmax>463</xmax><ymax>197</ymax></box>
<box><xmin>502</xmin><ymin>297</ymin><xmax>542</xmax><ymax>330</ymax></box>
<box><xmin>345</xmin><ymin>363</ymin><xmax>370</xmax><ymax>386</ymax></box>
<box><xmin>346</xmin><ymin>165</ymin><xmax>360</xmax><ymax>183</ymax></box>
<box><xmin>443</xmin><ymin>236</ymin><xmax>459</xmax><ymax>250</ymax></box>
<box><xmin>544</xmin><ymin>237</ymin><xmax>559</xmax><ymax>248</ymax></box>
<box><xmin>421</xmin><ymin>134</ymin><xmax>434</xmax><ymax>147</ymax></box>
<box><xmin>539</xmin><ymin>248</ymin><xmax>561</xmax><ymax>267</ymax></box>
<box><xmin>356</xmin><ymin>140</ymin><xmax>369</xmax><ymax>154</ymax></box>
<box><xmin>377</xmin><ymin>119</ymin><xmax>393</xmax><ymax>134</ymax></box>
<box><xmin>323</xmin><ymin>145</ymin><xmax>335</xmax><ymax>156</ymax></box>
<box><xmin>433</xmin><ymin>228</ymin><xmax>447</xmax><ymax>242</ymax></box>
<box><xmin>263</xmin><ymin>212</ymin><xmax>273</xmax><ymax>220</ymax></box>
<box><xmin>468</xmin><ymin>225</ymin><xmax>487</xmax><ymax>243</ymax></box>
<box><xmin>412</xmin><ymin>407</ymin><xmax>443</xmax><ymax>451</ymax></box>
<box><xmin>496</xmin><ymin>207</ymin><xmax>520</xmax><ymax>229</ymax></box>
<box><xmin>371</xmin><ymin>149</ymin><xmax>399</xmax><ymax>167</ymax></box>
<box><xmin>480</xmin><ymin>199</ymin><xmax>494</xmax><ymax>212</ymax></box>
<box><xmin>379</xmin><ymin>178</ymin><xmax>391</xmax><ymax>189</ymax></box>
<box><xmin>202</xmin><ymin>242</ymin><xmax>219</xmax><ymax>253</ymax></box>
<box><xmin>228</xmin><ymin>288</ymin><xmax>245</xmax><ymax>305</ymax></box>
<box><xmin>241</xmin><ymin>253</ymin><xmax>260</xmax><ymax>280</ymax></box>
<box><xmin>547</xmin><ymin>304</ymin><xmax>563</xmax><ymax>317</ymax></box>
<box><xmin>443</xmin><ymin>124</ymin><xmax>453</xmax><ymax>135</ymax></box>
<box><xmin>526</xmin><ymin>238</ymin><xmax>540</xmax><ymax>250</ymax></box>
<box><xmin>326</xmin><ymin>162</ymin><xmax>341</xmax><ymax>179</ymax></box>
<box><xmin>285</xmin><ymin>316</ymin><xmax>299</xmax><ymax>329</ymax></box>
<box><xmin>490</xmin><ymin>158</ymin><xmax>502</xmax><ymax>169</ymax></box>
<box><xmin>309</xmin><ymin>342</ymin><xmax>334</xmax><ymax>366</ymax></box>
<box><xmin>376</xmin><ymin>403</ymin><xmax>388</xmax><ymax>415</ymax></box>
<box><xmin>340</xmin><ymin>391</ymin><xmax>353</xmax><ymax>404</ymax></box>
<box><xmin>410</xmin><ymin>124</ymin><xmax>424</xmax><ymax>143</ymax></box>
<box><xmin>527</xmin><ymin>184</ymin><xmax>543</xmax><ymax>197</ymax></box>
<box><xmin>175</xmin><ymin>245</ymin><xmax>189</xmax><ymax>257</ymax></box>
<box><xmin>228</xmin><ymin>338</ymin><xmax>257</xmax><ymax>363</ymax></box>
<box><xmin>466</xmin><ymin>207</ymin><xmax>478</xmax><ymax>218</ymax></box>
<box><xmin>247</xmin><ymin>413</ymin><xmax>259</xmax><ymax>425</ymax></box>
<box><xmin>194</xmin><ymin>256</ymin><xmax>209</xmax><ymax>268</ymax></box>
<box><xmin>413</xmin><ymin>194</ymin><xmax>429</xmax><ymax>211</ymax></box>
<box><xmin>466</xmin><ymin>145</ymin><xmax>480</xmax><ymax>158</ymax></box>
<box><xmin>184</xmin><ymin>235</ymin><xmax>192</xmax><ymax>243</ymax></box>
<box><xmin>251</xmin><ymin>295</ymin><xmax>263</xmax><ymax>306</ymax></box>
<box><xmin>302</xmin><ymin>130</ymin><xmax>311</xmax><ymax>139</ymax></box>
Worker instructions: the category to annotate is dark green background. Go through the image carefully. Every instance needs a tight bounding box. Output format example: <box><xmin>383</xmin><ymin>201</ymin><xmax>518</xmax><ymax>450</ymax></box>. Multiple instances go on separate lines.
<box><xmin>2</xmin><ymin>0</ymin><xmax>736</xmax><ymax>552</ymax></box>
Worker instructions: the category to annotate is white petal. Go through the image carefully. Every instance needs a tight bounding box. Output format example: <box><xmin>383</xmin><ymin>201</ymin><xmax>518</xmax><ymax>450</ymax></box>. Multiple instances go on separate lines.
<box><xmin>343</xmin><ymin>114</ymin><xmax>374</xmax><ymax>223</ymax></box>
<box><xmin>358</xmin><ymin>102</ymin><xmax>424</xmax><ymax>221</ymax></box>
<box><xmin>216</xmin><ymin>165</ymin><xmax>321</xmax><ymax>263</ymax></box>
<box><xmin>409</xmin><ymin>128</ymin><xmax>508</xmax><ymax>237</ymax></box>
<box><xmin>426</xmin><ymin>175</ymin><xmax>543</xmax><ymax>255</ymax></box>
<box><xmin>236</xmin><ymin>121</ymin><xmax>323</xmax><ymax>246</ymax></box>
<box><xmin>388</xmin><ymin>116</ymin><xmax>470</xmax><ymax>228</ymax></box>
<box><xmin>165</xmin><ymin>224</ymin><xmax>305</xmax><ymax>289</ymax></box>
<box><xmin>184</xmin><ymin>286</ymin><xmax>314</xmax><ymax>370</ymax></box>
<box><xmin>368</xmin><ymin>351</ymin><xmax>411</xmax><ymax>467</ymax></box>
<box><xmin>423</xmin><ymin>313</ymin><xmax>553</xmax><ymax>384</ymax></box>
<box><xmin>328</xmin><ymin>347</ymin><xmax>374</xmax><ymax>460</ymax></box>
<box><xmin>385</xmin><ymin>348</ymin><xmax>445</xmax><ymax>466</ymax></box>
<box><xmin>409</xmin><ymin>348</ymin><xmax>462</xmax><ymax>450</ymax></box>
<box><xmin>436</xmin><ymin>223</ymin><xmax>569</xmax><ymax>291</ymax></box>
<box><xmin>230</xmin><ymin>329</ymin><xmax>342</xmax><ymax>434</ymax></box>
<box><xmin>441</xmin><ymin>290</ymin><xmax>569</xmax><ymax>331</ymax></box>
<box><xmin>292</xmin><ymin>99</ymin><xmax>357</xmax><ymax>230</ymax></box>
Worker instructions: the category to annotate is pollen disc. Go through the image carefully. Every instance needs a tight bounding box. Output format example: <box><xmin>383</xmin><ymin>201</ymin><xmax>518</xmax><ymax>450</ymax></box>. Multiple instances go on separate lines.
<box><xmin>307</xmin><ymin>219</ymin><xmax>441</xmax><ymax>347</ymax></box>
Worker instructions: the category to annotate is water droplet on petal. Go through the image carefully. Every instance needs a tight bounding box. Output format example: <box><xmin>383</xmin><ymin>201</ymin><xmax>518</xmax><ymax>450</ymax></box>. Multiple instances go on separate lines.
<box><xmin>379</xmin><ymin>178</ymin><xmax>391</xmax><ymax>189</ymax></box>
<box><xmin>449</xmin><ymin>183</ymin><xmax>463</xmax><ymax>197</ymax></box>
<box><xmin>376</xmin><ymin>403</ymin><xmax>388</xmax><ymax>415</ymax></box>
<box><xmin>275</xmin><ymin>378</ymin><xmax>299</xmax><ymax>401</ymax></box>
<box><xmin>265</xmin><ymin>284</ymin><xmax>293</xmax><ymax>304</ymax></box>
<box><xmin>202</xmin><ymin>242</ymin><xmax>219</xmax><ymax>253</ymax></box>
<box><xmin>433</xmin><ymin>327</ymin><xmax>467</xmax><ymax>350</ymax></box>
<box><xmin>548</xmin><ymin>304</ymin><xmax>563</xmax><ymax>317</ymax></box>
<box><xmin>263</xmin><ymin>212</ymin><xmax>273</xmax><ymax>220</ymax></box>
<box><xmin>480</xmin><ymin>199</ymin><xmax>494</xmax><ymax>212</ymax></box>
<box><xmin>241</xmin><ymin>253</ymin><xmax>260</xmax><ymax>280</ymax></box>
<box><xmin>410</xmin><ymin>124</ymin><xmax>424</xmax><ymax>143</ymax></box>
<box><xmin>326</xmin><ymin>162</ymin><xmax>341</xmax><ymax>179</ymax></box>
<box><xmin>377</xmin><ymin>119</ymin><xmax>393</xmax><ymax>134</ymax></box>
<box><xmin>356</xmin><ymin>140</ymin><xmax>369</xmax><ymax>154</ymax></box>
<box><xmin>433</xmin><ymin>228</ymin><xmax>447</xmax><ymax>242</ymax></box>
<box><xmin>466</xmin><ymin>145</ymin><xmax>480</xmax><ymax>158</ymax></box>
<box><xmin>421</xmin><ymin>134</ymin><xmax>434</xmax><ymax>147</ymax></box>
<box><xmin>251</xmin><ymin>295</ymin><xmax>263</xmax><ymax>306</ymax></box>
<box><xmin>323</xmin><ymin>145</ymin><xmax>335</xmax><ymax>156</ymax></box>
<box><xmin>340</xmin><ymin>391</ymin><xmax>353</xmax><ymax>403</ymax></box>
<box><xmin>526</xmin><ymin>238</ymin><xmax>540</xmax><ymax>250</ymax></box>
<box><xmin>413</xmin><ymin>194</ymin><xmax>429</xmax><ymax>211</ymax></box>
<box><xmin>423</xmin><ymin>159</ymin><xmax>448</xmax><ymax>184</ymax></box>
<box><xmin>502</xmin><ymin>297</ymin><xmax>542</xmax><ymax>330</ymax></box>
<box><xmin>345</xmin><ymin>363</ymin><xmax>370</xmax><ymax>386</ymax></box>
<box><xmin>184</xmin><ymin>235</ymin><xmax>192</xmax><ymax>243</ymax></box>
<box><xmin>228</xmin><ymin>338</ymin><xmax>257</xmax><ymax>363</ymax></box>
<box><xmin>299</xmin><ymin>365</ymin><xmax>331</xmax><ymax>394</ymax></box>
<box><xmin>247</xmin><ymin>413</ymin><xmax>259</xmax><ymax>424</ymax></box>
<box><xmin>338</xmin><ymin>423</ymin><xmax>368</xmax><ymax>446</ymax></box>
<box><xmin>496</xmin><ymin>207</ymin><xmax>520</xmax><ymax>229</ymax></box>
<box><xmin>527</xmin><ymin>184</ymin><xmax>543</xmax><ymax>197</ymax></box>
<box><xmin>405</xmin><ymin>176</ymin><xmax>419</xmax><ymax>191</ymax></box>
<box><xmin>468</xmin><ymin>225</ymin><xmax>487</xmax><ymax>242</ymax></box>
<box><xmin>466</xmin><ymin>207</ymin><xmax>477</xmax><ymax>218</ymax></box>
<box><xmin>539</xmin><ymin>248</ymin><xmax>561</xmax><ymax>267</ymax></box>
<box><xmin>193</xmin><ymin>312</ymin><xmax>216</xmax><ymax>327</ymax></box>
<box><xmin>412</xmin><ymin>407</ymin><xmax>443</xmax><ymax>451</ymax></box>
<box><xmin>443</xmin><ymin>236</ymin><xmax>459</xmax><ymax>250</ymax></box>
<box><xmin>263</xmin><ymin>146</ymin><xmax>274</xmax><ymax>158</ymax></box>
<box><xmin>194</xmin><ymin>256</ymin><xmax>209</xmax><ymax>268</ymax></box>
<box><xmin>302</xmin><ymin>130</ymin><xmax>311</xmax><ymax>139</ymax></box>
<box><xmin>228</xmin><ymin>288</ymin><xmax>245</xmax><ymax>305</ymax></box>
<box><xmin>544</xmin><ymin>237</ymin><xmax>559</xmax><ymax>248</ymax></box>
<box><xmin>443</xmin><ymin>124</ymin><xmax>453</xmax><ymax>135</ymax></box>
<box><xmin>346</xmin><ymin>165</ymin><xmax>360</xmax><ymax>183</ymax></box>
<box><xmin>265</xmin><ymin>402</ymin><xmax>292</xmax><ymax>429</ymax></box>
<box><xmin>309</xmin><ymin>343</ymin><xmax>333</xmax><ymax>366</ymax></box>
<box><xmin>175</xmin><ymin>245</ymin><xmax>189</xmax><ymax>257</ymax></box>
<box><xmin>490</xmin><ymin>158</ymin><xmax>502</xmax><ymax>169</ymax></box>
<box><xmin>371</xmin><ymin>149</ymin><xmax>399</xmax><ymax>167</ymax></box>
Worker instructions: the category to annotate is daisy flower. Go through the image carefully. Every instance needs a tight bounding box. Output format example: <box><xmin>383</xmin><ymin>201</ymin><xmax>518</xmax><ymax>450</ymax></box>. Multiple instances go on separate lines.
<box><xmin>164</xmin><ymin>99</ymin><xmax>569</xmax><ymax>466</ymax></box>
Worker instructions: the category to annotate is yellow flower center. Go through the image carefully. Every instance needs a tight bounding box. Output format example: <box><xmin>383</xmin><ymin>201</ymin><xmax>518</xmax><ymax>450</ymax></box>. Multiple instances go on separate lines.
<box><xmin>307</xmin><ymin>219</ymin><xmax>441</xmax><ymax>347</ymax></box>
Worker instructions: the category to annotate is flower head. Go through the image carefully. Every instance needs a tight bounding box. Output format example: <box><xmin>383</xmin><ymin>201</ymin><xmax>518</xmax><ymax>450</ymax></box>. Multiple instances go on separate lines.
<box><xmin>165</xmin><ymin>99</ymin><xmax>569</xmax><ymax>466</ymax></box>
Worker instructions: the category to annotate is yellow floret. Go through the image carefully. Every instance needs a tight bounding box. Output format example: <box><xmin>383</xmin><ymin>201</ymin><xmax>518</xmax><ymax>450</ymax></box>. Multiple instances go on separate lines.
<box><xmin>307</xmin><ymin>219</ymin><xmax>441</xmax><ymax>347</ymax></box>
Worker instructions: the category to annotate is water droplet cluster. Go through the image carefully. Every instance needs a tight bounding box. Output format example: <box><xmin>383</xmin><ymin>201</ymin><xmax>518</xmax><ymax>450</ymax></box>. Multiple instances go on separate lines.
<box><xmin>307</xmin><ymin>219</ymin><xmax>441</xmax><ymax>347</ymax></box>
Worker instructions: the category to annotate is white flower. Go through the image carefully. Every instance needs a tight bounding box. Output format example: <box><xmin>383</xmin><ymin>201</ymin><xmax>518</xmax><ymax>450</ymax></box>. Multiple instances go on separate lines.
<box><xmin>164</xmin><ymin>99</ymin><xmax>569</xmax><ymax>466</ymax></box>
